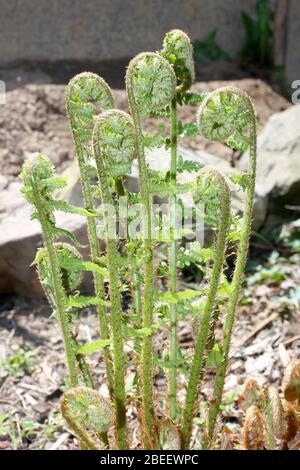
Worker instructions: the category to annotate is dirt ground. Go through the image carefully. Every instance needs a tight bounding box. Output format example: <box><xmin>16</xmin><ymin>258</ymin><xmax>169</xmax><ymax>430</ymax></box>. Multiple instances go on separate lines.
<box><xmin>1</xmin><ymin>248</ymin><xmax>300</xmax><ymax>450</ymax></box>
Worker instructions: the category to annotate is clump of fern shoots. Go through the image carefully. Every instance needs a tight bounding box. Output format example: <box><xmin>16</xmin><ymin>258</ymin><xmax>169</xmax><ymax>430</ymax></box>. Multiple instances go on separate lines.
<box><xmin>20</xmin><ymin>29</ymin><xmax>259</xmax><ymax>450</ymax></box>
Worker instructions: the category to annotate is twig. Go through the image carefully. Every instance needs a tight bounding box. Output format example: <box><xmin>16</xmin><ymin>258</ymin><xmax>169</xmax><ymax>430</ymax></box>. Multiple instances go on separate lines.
<box><xmin>283</xmin><ymin>334</ymin><xmax>300</xmax><ymax>347</ymax></box>
<box><xmin>235</xmin><ymin>312</ymin><xmax>278</xmax><ymax>349</ymax></box>
<box><xmin>49</xmin><ymin>432</ymin><xmax>69</xmax><ymax>450</ymax></box>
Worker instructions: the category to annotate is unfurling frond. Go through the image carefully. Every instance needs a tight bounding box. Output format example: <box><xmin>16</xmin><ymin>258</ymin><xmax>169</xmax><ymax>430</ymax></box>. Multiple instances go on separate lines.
<box><xmin>282</xmin><ymin>359</ymin><xmax>300</xmax><ymax>403</ymax></box>
<box><xmin>66</xmin><ymin>72</ymin><xmax>114</xmax><ymax>148</ymax></box>
<box><xmin>162</xmin><ymin>29</ymin><xmax>195</xmax><ymax>92</ymax></box>
<box><xmin>242</xmin><ymin>405</ymin><xmax>264</xmax><ymax>450</ymax></box>
<box><xmin>93</xmin><ymin>109</ymin><xmax>136</xmax><ymax>177</ymax></box>
<box><xmin>126</xmin><ymin>52</ymin><xmax>176</xmax><ymax>116</ymax></box>
<box><xmin>61</xmin><ymin>387</ymin><xmax>114</xmax><ymax>449</ymax></box>
<box><xmin>197</xmin><ymin>86</ymin><xmax>255</xmax><ymax>152</ymax></box>
<box><xmin>35</xmin><ymin>243</ymin><xmax>83</xmax><ymax>307</ymax></box>
<box><xmin>238</xmin><ymin>379</ymin><xmax>265</xmax><ymax>412</ymax></box>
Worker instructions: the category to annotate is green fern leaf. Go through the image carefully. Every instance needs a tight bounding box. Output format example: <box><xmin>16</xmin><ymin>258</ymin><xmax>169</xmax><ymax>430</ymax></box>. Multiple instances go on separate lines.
<box><xmin>68</xmin><ymin>295</ymin><xmax>110</xmax><ymax>308</ymax></box>
<box><xmin>76</xmin><ymin>339</ymin><xmax>111</xmax><ymax>356</ymax></box>
<box><xmin>59</xmin><ymin>256</ymin><xmax>108</xmax><ymax>277</ymax></box>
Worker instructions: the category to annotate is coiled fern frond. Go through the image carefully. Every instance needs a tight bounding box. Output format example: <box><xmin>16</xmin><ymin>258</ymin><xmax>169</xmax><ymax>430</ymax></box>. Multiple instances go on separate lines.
<box><xmin>66</xmin><ymin>72</ymin><xmax>116</xmax><ymax>400</ymax></box>
<box><xmin>126</xmin><ymin>52</ymin><xmax>176</xmax><ymax>448</ymax></box>
<box><xmin>162</xmin><ymin>29</ymin><xmax>195</xmax><ymax>92</ymax></box>
<box><xmin>61</xmin><ymin>387</ymin><xmax>114</xmax><ymax>450</ymax></box>
<box><xmin>93</xmin><ymin>109</ymin><xmax>137</xmax><ymax>178</ymax></box>
<box><xmin>200</xmin><ymin>87</ymin><xmax>257</xmax><ymax>448</ymax></box>
<box><xmin>126</xmin><ymin>52</ymin><xmax>176</xmax><ymax>116</ymax></box>
<box><xmin>198</xmin><ymin>86</ymin><xmax>254</xmax><ymax>152</ymax></box>
<box><xmin>66</xmin><ymin>72</ymin><xmax>114</xmax><ymax>148</ymax></box>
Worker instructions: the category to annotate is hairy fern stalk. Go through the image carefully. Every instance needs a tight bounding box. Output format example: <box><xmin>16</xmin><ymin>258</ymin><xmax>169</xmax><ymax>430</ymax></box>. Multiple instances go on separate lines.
<box><xmin>20</xmin><ymin>29</ymin><xmax>257</xmax><ymax>450</ymax></box>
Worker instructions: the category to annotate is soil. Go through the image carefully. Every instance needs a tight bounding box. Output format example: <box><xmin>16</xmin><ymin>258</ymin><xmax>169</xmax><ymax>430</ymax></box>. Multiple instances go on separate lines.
<box><xmin>1</xmin><ymin>248</ymin><xmax>300</xmax><ymax>449</ymax></box>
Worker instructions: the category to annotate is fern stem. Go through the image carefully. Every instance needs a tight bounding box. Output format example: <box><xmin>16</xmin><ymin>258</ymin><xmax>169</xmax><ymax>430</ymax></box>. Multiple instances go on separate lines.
<box><xmin>203</xmin><ymin>105</ymin><xmax>256</xmax><ymax>449</ymax></box>
<box><xmin>181</xmin><ymin>169</ymin><xmax>231</xmax><ymax>449</ymax></box>
<box><xmin>126</xmin><ymin>52</ymin><xmax>176</xmax><ymax>447</ymax></box>
<box><xmin>130</xmin><ymin>103</ymin><xmax>155</xmax><ymax>448</ymax></box>
<box><xmin>169</xmin><ymin>96</ymin><xmax>178</xmax><ymax>421</ymax></box>
<box><xmin>133</xmin><ymin>271</ymin><xmax>142</xmax><ymax>328</ymax></box>
<box><xmin>74</xmin><ymin>150</ymin><xmax>114</xmax><ymax>398</ymax></box>
<box><xmin>75</xmin><ymin>351</ymin><xmax>95</xmax><ymax>389</ymax></box>
<box><xmin>33</xmin><ymin>182</ymin><xmax>79</xmax><ymax>387</ymax></box>
<box><xmin>66</xmin><ymin>74</ymin><xmax>115</xmax><ymax>399</ymax></box>
<box><xmin>93</xmin><ymin>120</ymin><xmax>127</xmax><ymax>450</ymax></box>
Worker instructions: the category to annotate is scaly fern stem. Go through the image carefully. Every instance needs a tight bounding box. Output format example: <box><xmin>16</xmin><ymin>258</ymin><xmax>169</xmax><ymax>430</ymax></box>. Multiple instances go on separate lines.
<box><xmin>70</xmin><ymin>138</ymin><xmax>115</xmax><ymax>401</ymax></box>
<box><xmin>93</xmin><ymin>136</ymin><xmax>127</xmax><ymax>450</ymax></box>
<box><xmin>75</xmin><ymin>351</ymin><xmax>95</xmax><ymax>389</ymax></box>
<box><xmin>181</xmin><ymin>172</ymin><xmax>230</xmax><ymax>449</ymax></box>
<box><xmin>133</xmin><ymin>271</ymin><xmax>142</xmax><ymax>328</ymax></box>
<box><xmin>169</xmin><ymin>97</ymin><xmax>178</xmax><ymax>421</ymax></box>
<box><xmin>66</xmin><ymin>74</ymin><xmax>115</xmax><ymax>400</ymax></box>
<box><xmin>203</xmin><ymin>122</ymin><xmax>256</xmax><ymax>449</ymax></box>
<box><xmin>127</xmin><ymin>92</ymin><xmax>155</xmax><ymax>449</ymax></box>
<box><xmin>32</xmin><ymin>182</ymin><xmax>78</xmax><ymax>387</ymax></box>
<box><xmin>132</xmin><ymin>269</ymin><xmax>142</xmax><ymax>365</ymax></box>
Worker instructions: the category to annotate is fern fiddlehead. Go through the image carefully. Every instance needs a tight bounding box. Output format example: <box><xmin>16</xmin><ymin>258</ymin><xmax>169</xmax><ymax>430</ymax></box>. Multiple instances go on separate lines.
<box><xmin>162</xmin><ymin>29</ymin><xmax>195</xmax><ymax>422</ymax></box>
<box><xmin>181</xmin><ymin>167</ymin><xmax>231</xmax><ymax>449</ymax></box>
<box><xmin>162</xmin><ymin>29</ymin><xmax>195</xmax><ymax>94</ymax></box>
<box><xmin>61</xmin><ymin>387</ymin><xmax>114</xmax><ymax>450</ymax></box>
<box><xmin>198</xmin><ymin>87</ymin><xmax>257</xmax><ymax>448</ymax></box>
<box><xmin>20</xmin><ymin>154</ymin><xmax>79</xmax><ymax>387</ymax></box>
<box><xmin>126</xmin><ymin>52</ymin><xmax>176</xmax><ymax>447</ymax></box>
<box><xmin>93</xmin><ymin>109</ymin><xmax>136</xmax><ymax>449</ymax></box>
<box><xmin>66</xmin><ymin>73</ymin><xmax>115</xmax><ymax>398</ymax></box>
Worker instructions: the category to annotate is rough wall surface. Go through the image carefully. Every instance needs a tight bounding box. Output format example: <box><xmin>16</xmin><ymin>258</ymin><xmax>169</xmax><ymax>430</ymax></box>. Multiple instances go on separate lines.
<box><xmin>286</xmin><ymin>0</ymin><xmax>300</xmax><ymax>87</ymax></box>
<box><xmin>0</xmin><ymin>0</ymin><xmax>256</xmax><ymax>64</ymax></box>
<box><xmin>0</xmin><ymin>1</ymin><xmax>298</xmax><ymax>91</ymax></box>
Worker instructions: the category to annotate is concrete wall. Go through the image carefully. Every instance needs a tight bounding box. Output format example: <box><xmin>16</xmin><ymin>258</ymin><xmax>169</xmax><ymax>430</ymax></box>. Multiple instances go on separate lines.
<box><xmin>286</xmin><ymin>0</ymin><xmax>300</xmax><ymax>86</ymax></box>
<box><xmin>0</xmin><ymin>0</ymin><xmax>298</xmax><ymax>86</ymax></box>
<box><xmin>0</xmin><ymin>0</ymin><xmax>256</xmax><ymax>63</ymax></box>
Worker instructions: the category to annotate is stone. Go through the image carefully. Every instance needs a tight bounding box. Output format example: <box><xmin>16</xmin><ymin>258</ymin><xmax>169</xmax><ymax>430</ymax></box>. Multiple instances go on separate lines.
<box><xmin>240</xmin><ymin>104</ymin><xmax>300</xmax><ymax>207</ymax></box>
<box><xmin>62</xmin><ymin>145</ymin><xmax>268</xmax><ymax>232</ymax></box>
<box><xmin>0</xmin><ymin>180</ymin><xmax>89</xmax><ymax>296</ymax></box>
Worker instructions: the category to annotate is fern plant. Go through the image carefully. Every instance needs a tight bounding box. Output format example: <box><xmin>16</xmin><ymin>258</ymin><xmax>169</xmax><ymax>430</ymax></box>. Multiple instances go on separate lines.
<box><xmin>20</xmin><ymin>29</ymin><xmax>257</xmax><ymax>450</ymax></box>
<box><xmin>161</xmin><ymin>29</ymin><xmax>195</xmax><ymax>422</ymax></box>
<box><xmin>66</xmin><ymin>73</ymin><xmax>115</xmax><ymax>400</ymax></box>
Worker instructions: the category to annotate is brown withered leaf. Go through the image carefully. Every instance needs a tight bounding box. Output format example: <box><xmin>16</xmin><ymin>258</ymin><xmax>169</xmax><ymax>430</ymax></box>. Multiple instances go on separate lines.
<box><xmin>282</xmin><ymin>359</ymin><xmax>300</xmax><ymax>403</ymax></box>
<box><xmin>242</xmin><ymin>405</ymin><xmax>264</xmax><ymax>450</ymax></box>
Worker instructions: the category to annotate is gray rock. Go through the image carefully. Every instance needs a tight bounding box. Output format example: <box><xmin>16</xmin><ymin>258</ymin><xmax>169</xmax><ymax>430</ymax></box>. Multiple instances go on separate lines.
<box><xmin>61</xmin><ymin>145</ymin><xmax>268</xmax><ymax>231</ymax></box>
<box><xmin>240</xmin><ymin>104</ymin><xmax>300</xmax><ymax>207</ymax></box>
<box><xmin>0</xmin><ymin>180</ymin><xmax>89</xmax><ymax>296</ymax></box>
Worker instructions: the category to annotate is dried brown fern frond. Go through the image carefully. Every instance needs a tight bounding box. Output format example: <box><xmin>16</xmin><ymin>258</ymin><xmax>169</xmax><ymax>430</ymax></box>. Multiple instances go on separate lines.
<box><xmin>238</xmin><ymin>379</ymin><xmax>265</xmax><ymax>412</ymax></box>
<box><xmin>242</xmin><ymin>405</ymin><xmax>264</xmax><ymax>450</ymax></box>
<box><xmin>282</xmin><ymin>359</ymin><xmax>300</xmax><ymax>404</ymax></box>
<box><xmin>282</xmin><ymin>400</ymin><xmax>299</xmax><ymax>444</ymax></box>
